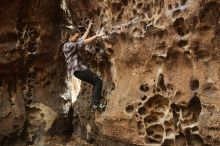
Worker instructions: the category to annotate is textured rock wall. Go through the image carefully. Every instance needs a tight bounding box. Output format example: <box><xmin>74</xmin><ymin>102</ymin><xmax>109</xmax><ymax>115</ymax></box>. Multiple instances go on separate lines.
<box><xmin>0</xmin><ymin>0</ymin><xmax>67</xmax><ymax>145</ymax></box>
<box><xmin>0</xmin><ymin>0</ymin><xmax>219</xmax><ymax>146</ymax></box>
<box><xmin>69</xmin><ymin>0</ymin><xmax>220</xmax><ymax>146</ymax></box>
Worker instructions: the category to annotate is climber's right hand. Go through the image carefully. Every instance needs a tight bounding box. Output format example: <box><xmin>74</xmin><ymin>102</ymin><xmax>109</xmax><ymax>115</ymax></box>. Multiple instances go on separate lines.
<box><xmin>96</xmin><ymin>32</ymin><xmax>105</xmax><ymax>38</ymax></box>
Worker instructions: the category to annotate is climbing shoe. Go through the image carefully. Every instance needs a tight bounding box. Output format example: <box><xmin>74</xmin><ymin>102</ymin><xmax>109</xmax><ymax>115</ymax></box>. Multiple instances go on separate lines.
<box><xmin>92</xmin><ymin>103</ymin><xmax>106</xmax><ymax>110</ymax></box>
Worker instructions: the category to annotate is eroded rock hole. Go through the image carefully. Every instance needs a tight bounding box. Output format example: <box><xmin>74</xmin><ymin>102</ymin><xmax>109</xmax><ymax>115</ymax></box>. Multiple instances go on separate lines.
<box><xmin>133</xmin><ymin>9</ymin><xmax>137</xmax><ymax>15</ymax></box>
<box><xmin>190</xmin><ymin>79</ymin><xmax>199</xmax><ymax>91</ymax></box>
<box><xmin>112</xmin><ymin>3</ymin><xmax>122</xmax><ymax>12</ymax></box>
<box><xmin>132</xmin><ymin>0</ymin><xmax>136</xmax><ymax>5</ymax></box>
<box><xmin>157</xmin><ymin>74</ymin><xmax>167</xmax><ymax>91</ymax></box>
<box><xmin>125</xmin><ymin>105</ymin><xmax>134</xmax><ymax>113</ymax></box>
<box><xmin>157</xmin><ymin>29</ymin><xmax>167</xmax><ymax>38</ymax></box>
<box><xmin>194</xmin><ymin>49</ymin><xmax>209</xmax><ymax>60</ymax></box>
<box><xmin>153</xmin><ymin>134</ymin><xmax>163</xmax><ymax>141</ymax></box>
<box><xmin>156</xmin><ymin>88</ymin><xmax>161</xmax><ymax>92</ymax></box>
<box><xmin>192</xmin><ymin>126</ymin><xmax>199</xmax><ymax>132</ymax></box>
<box><xmin>157</xmin><ymin>9</ymin><xmax>162</xmax><ymax>14</ymax></box>
<box><xmin>141</xmin><ymin>96</ymin><xmax>147</xmax><ymax>101</ymax></box>
<box><xmin>156</xmin><ymin>41</ymin><xmax>167</xmax><ymax>50</ymax></box>
<box><xmin>175</xmin><ymin>132</ymin><xmax>186</xmax><ymax>146</ymax></box>
<box><xmin>117</xmin><ymin>9</ymin><xmax>124</xmax><ymax>21</ymax></box>
<box><xmin>110</xmin><ymin>82</ymin><xmax>115</xmax><ymax>91</ymax></box>
<box><xmin>164</xmin><ymin>120</ymin><xmax>173</xmax><ymax>128</ymax></box>
<box><xmin>161</xmin><ymin>139</ymin><xmax>174</xmax><ymax>146</ymax></box>
<box><xmin>148</xmin><ymin>138</ymin><xmax>160</xmax><ymax>143</ymax></box>
<box><xmin>146</xmin><ymin>124</ymin><xmax>164</xmax><ymax>136</ymax></box>
<box><xmin>28</xmin><ymin>72</ymin><xmax>35</xmax><ymax>78</ymax></box>
<box><xmin>181</xmin><ymin>0</ymin><xmax>187</xmax><ymax>5</ymax></box>
<box><xmin>122</xmin><ymin>0</ymin><xmax>128</xmax><ymax>6</ymax></box>
<box><xmin>175</xmin><ymin>3</ymin><xmax>179</xmax><ymax>8</ymax></box>
<box><xmin>40</xmin><ymin>113</ymin><xmax>44</xmax><ymax>118</ymax></box>
<box><xmin>184</xmin><ymin>50</ymin><xmax>191</xmax><ymax>56</ymax></box>
<box><xmin>177</xmin><ymin>39</ymin><xmax>188</xmax><ymax>47</ymax></box>
<box><xmin>173</xmin><ymin>9</ymin><xmax>181</xmax><ymax>17</ymax></box>
<box><xmin>144</xmin><ymin>95</ymin><xmax>169</xmax><ymax>111</ymax></box>
<box><xmin>177</xmin><ymin>28</ymin><xmax>185</xmax><ymax>36</ymax></box>
<box><xmin>136</xmin><ymin>2</ymin><xmax>143</xmax><ymax>9</ymax></box>
<box><xmin>106</xmin><ymin>48</ymin><xmax>114</xmax><ymax>55</ymax></box>
<box><xmin>27</xmin><ymin>46</ymin><xmax>37</xmax><ymax>53</ymax></box>
<box><xmin>27</xmin><ymin>99</ymin><xmax>33</xmax><ymax>105</ymax></box>
<box><xmin>185</xmin><ymin>128</ymin><xmax>192</xmax><ymax>143</ymax></box>
<box><xmin>154</xmin><ymin>134</ymin><xmax>162</xmax><ymax>139</ymax></box>
<box><xmin>146</xmin><ymin>129</ymin><xmax>154</xmax><ymax>135</ymax></box>
<box><xmin>140</xmin><ymin>84</ymin><xmax>149</xmax><ymax>92</ymax></box>
<box><xmin>174</xmin><ymin>18</ymin><xmax>186</xmax><ymax>36</ymax></box>
<box><xmin>142</xmin><ymin>4</ymin><xmax>150</xmax><ymax>13</ymax></box>
<box><xmin>167</xmin><ymin>50</ymin><xmax>181</xmax><ymax>63</ymax></box>
<box><xmin>145</xmin><ymin>112</ymin><xmax>164</xmax><ymax>125</ymax></box>
<box><xmin>144</xmin><ymin>114</ymin><xmax>158</xmax><ymax>124</ymax></box>
<box><xmin>175</xmin><ymin>91</ymin><xmax>182</xmax><ymax>98</ymax></box>
<box><xmin>168</xmin><ymin>4</ymin><xmax>172</xmax><ymax>10</ymax></box>
<box><xmin>191</xmin><ymin>134</ymin><xmax>204</xmax><ymax>146</ymax></box>
<box><xmin>188</xmin><ymin>96</ymin><xmax>202</xmax><ymax>121</ymax></box>
<box><xmin>138</xmin><ymin>102</ymin><xmax>142</xmax><ymax>106</ymax></box>
<box><xmin>95</xmin><ymin>47</ymin><xmax>100</xmax><ymax>53</ymax></box>
<box><xmin>138</xmin><ymin>107</ymin><xmax>147</xmax><ymax>115</ymax></box>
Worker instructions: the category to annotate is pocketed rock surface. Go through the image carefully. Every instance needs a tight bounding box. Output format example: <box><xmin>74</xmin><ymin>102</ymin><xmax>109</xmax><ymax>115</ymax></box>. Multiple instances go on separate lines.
<box><xmin>0</xmin><ymin>0</ymin><xmax>219</xmax><ymax>146</ymax></box>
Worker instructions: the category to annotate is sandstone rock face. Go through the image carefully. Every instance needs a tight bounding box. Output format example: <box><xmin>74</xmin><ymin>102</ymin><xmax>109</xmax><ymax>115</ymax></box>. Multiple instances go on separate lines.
<box><xmin>69</xmin><ymin>0</ymin><xmax>220</xmax><ymax>145</ymax></box>
<box><xmin>0</xmin><ymin>0</ymin><xmax>220</xmax><ymax>146</ymax></box>
<box><xmin>0</xmin><ymin>0</ymin><xmax>67</xmax><ymax>145</ymax></box>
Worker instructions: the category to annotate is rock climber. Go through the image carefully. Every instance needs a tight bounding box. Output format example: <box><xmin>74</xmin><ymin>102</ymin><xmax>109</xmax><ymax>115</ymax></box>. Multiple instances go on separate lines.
<box><xmin>62</xmin><ymin>22</ymin><xmax>106</xmax><ymax>110</ymax></box>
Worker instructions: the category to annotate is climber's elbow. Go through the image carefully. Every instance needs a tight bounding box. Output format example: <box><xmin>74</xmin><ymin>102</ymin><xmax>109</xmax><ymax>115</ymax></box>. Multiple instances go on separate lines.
<box><xmin>84</xmin><ymin>36</ymin><xmax>97</xmax><ymax>44</ymax></box>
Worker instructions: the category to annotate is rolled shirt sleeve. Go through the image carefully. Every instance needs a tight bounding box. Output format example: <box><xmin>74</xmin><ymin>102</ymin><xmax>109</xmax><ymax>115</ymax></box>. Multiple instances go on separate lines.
<box><xmin>77</xmin><ymin>37</ymin><xmax>85</xmax><ymax>49</ymax></box>
<box><xmin>63</xmin><ymin>38</ymin><xmax>85</xmax><ymax>54</ymax></box>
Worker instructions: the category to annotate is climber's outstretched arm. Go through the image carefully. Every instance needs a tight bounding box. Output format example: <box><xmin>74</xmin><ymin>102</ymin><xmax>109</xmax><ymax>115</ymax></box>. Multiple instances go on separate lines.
<box><xmin>84</xmin><ymin>35</ymin><xmax>97</xmax><ymax>44</ymax></box>
<box><xmin>82</xmin><ymin>22</ymin><xmax>92</xmax><ymax>40</ymax></box>
<box><xmin>84</xmin><ymin>33</ymin><xmax>104</xmax><ymax>44</ymax></box>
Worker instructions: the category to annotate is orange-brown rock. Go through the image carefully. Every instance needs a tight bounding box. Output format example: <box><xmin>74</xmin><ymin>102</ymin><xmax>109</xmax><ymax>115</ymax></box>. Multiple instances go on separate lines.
<box><xmin>0</xmin><ymin>0</ymin><xmax>219</xmax><ymax>146</ymax></box>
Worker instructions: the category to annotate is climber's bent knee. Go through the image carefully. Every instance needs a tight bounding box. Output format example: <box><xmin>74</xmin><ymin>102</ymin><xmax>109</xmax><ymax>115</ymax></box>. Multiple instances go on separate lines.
<box><xmin>93</xmin><ymin>76</ymin><xmax>102</xmax><ymax>86</ymax></box>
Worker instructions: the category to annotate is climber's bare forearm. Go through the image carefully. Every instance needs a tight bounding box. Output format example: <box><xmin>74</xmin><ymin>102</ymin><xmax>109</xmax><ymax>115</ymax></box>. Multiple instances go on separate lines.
<box><xmin>84</xmin><ymin>35</ymin><xmax>97</xmax><ymax>44</ymax></box>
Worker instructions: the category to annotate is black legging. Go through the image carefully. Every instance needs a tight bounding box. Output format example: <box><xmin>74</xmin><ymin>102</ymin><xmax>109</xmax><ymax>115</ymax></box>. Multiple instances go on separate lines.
<box><xmin>74</xmin><ymin>69</ymin><xmax>102</xmax><ymax>105</ymax></box>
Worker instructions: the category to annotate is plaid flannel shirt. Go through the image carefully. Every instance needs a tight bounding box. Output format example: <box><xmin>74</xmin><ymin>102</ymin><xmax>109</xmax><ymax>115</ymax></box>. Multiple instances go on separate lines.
<box><xmin>63</xmin><ymin>38</ymin><xmax>88</xmax><ymax>75</ymax></box>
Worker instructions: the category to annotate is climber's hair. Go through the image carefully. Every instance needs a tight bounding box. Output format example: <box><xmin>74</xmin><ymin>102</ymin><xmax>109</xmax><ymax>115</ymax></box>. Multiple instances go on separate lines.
<box><xmin>59</xmin><ymin>29</ymin><xmax>80</xmax><ymax>56</ymax></box>
<box><xmin>68</xmin><ymin>29</ymin><xmax>80</xmax><ymax>37</ymax></box>
<box><xmin>61</xmin><ymin>29</ymin><xmax>80</xmax><ymax>43</ymax></box>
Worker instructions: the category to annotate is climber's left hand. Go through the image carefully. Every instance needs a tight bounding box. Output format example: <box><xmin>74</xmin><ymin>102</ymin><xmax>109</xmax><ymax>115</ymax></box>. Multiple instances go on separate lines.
<box><xmin>88</xmin><ymin>21</ymin><xmax>93</xmax><ymax>28</ymax></box>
